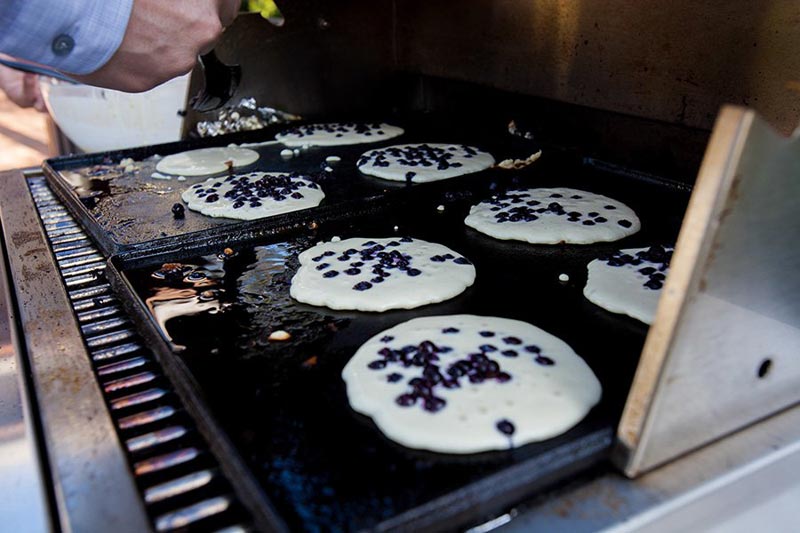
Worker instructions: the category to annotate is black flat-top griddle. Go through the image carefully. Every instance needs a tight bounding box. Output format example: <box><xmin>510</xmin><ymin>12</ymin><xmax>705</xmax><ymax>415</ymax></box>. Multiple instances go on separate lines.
<box><xmin>42</xmin><ymin>116</ymin><xmax>543</xmax><ymax>256</ymax></box>
<box><xmin>108</xmin><ymin>152</ymin><xmax>690</xmax><ymax>532</ymax></box>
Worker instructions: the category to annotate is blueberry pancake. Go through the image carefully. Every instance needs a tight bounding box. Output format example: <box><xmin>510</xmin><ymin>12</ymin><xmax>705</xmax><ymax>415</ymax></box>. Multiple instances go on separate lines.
<box><xmin>276</xmin><ymin>122</ymin><xmax>404</xmax><ymax>147</ymax></box>
<box><xmin>584</xmin><ymin>245</ymin><xmax>673</xmax><ymax>324</ymax></box>
<box><xmin>290</xmin><ymin>237</ymin><xmax>476</xmax><ymax>312</ymax></box>
<box><xmin>343</xmin><ymin>314</ymin><xmax>602</xmax><ymax>453</ymax></box>
<box><xmin>465</xmin><ymin>187</ymin><xmax>640</xmax><ymax>244</ymax></box>
<box><xmin>181</xmin><ymin>171</ymin><xmax>324</xmax><ymax>220</ymax></box>
<box><xmin>357</xmin><ymin>143</ymin><xmax>495</xmax><ymax>183</ymax></box>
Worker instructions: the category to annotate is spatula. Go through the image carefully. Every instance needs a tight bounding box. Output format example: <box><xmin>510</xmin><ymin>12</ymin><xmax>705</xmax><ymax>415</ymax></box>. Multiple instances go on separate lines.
<box><xmin>190</xmin><ymin>50</ymin><xmax>241</xmax><ymax>112</ymax></box>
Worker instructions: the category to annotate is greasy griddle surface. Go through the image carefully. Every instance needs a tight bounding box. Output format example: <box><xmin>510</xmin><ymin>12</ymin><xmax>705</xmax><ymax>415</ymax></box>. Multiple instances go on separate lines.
<box><xmin>43</xmin><ymin>116</ymin><xmax>539</xmax><ymax>255</ymax></box>
<box><xmin>120</xmin><ymin>158</ymin><xmax>689</xmax><ymax>532</ymax></box>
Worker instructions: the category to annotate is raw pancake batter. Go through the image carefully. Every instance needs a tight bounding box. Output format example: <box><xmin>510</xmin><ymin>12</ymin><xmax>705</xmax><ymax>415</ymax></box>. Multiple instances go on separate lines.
<box><xmin>156</xmin><ymin>146</ymin><xmax>259</xmax><ymax>176</ymax></box>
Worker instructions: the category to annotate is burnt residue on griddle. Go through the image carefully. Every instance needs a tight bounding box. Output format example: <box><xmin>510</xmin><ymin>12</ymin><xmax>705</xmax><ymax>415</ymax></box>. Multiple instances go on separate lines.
<box><xmin>136</xmin><ymin>238</ymin><xmax>348</xmax><ymax>359</ymax></box>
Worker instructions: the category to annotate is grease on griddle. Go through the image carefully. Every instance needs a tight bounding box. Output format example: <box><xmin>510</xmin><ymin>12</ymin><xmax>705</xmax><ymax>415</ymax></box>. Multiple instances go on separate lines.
<box><xmin>152</xmin><ymin>262</ymin><xmax>192</xmax><ymax>281</ymax></box>
<box><xmin>218</xmin><ymin>247</ymin><xmax>238</xmax><ymax>260</ymax></box>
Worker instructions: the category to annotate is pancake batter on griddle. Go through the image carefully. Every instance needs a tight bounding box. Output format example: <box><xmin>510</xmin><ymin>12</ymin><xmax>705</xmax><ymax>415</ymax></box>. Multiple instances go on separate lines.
<box><xmin>465</xmin><ymin>187</ymin><xmax>640</xmax><ymax>244</ymax></box>
<box><xmin>584</xmin><ymin>245</ymin><xmax>673</xmax><ymax>324</ymax></box>
<box><xmin>343</xmin><ymin>315</ymin><xmax>602</xmax><ymax>453</ymax></box>
<box><xmin>181</xmin><ymin>171</ymin><xmax>324</xmax><ymax>221</ymax></box>
<box><xmin>276</xmin><ymin>122</ymin><xmax>404</xmax><ymax>147</ymax></box>
<box><xmin>290</xmin><ymin>237</ymin><xmax>475</xmax><ymax>312</ymax></box>
<box><xmin>156</xmin><ymin>146</ymin><xmax>259</xmax><ymax>176</ymax></box>
<box><xmin>357</xmin><ymin>143</ymin><xmax>495</xmax><ymax>183</ymax></box>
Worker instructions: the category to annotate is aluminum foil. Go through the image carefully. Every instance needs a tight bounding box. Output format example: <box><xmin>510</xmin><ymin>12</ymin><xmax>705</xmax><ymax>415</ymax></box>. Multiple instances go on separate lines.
<box><xmin>196</xmin><ymin>97</ymin><xmax>299</xmax><ymax>137</ymax></box>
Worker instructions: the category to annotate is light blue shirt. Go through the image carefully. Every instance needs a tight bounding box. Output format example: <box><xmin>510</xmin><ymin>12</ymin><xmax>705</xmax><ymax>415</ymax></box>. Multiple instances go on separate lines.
<box><xmin>0</xmin><ymin>0</ymin><xmax>134</xmax><ymax>75</ymax></box>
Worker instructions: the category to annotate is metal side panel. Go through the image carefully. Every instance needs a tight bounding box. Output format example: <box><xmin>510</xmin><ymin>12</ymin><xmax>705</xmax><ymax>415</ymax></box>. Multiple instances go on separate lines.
<box><xmin>616</xmin><ymin>106</ymin><xmax>800</xmax><ymax>475</ymax></box>
<box><xmin>0</xmin><ymin>169</ymin><xmax>152</xmax><ymax>533</ymax></box>
<box><xmin>0</xmin><ymin>212</ymin><xmax>49</xmax><ymax>531</ymax></box>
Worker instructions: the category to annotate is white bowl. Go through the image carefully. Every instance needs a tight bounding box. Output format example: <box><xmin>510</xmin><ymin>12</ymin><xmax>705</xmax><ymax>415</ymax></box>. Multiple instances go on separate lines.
<box><xmin>40</xmin><ymin>75</ymin><xmax>190</xmax><ymax>153</ymax></box>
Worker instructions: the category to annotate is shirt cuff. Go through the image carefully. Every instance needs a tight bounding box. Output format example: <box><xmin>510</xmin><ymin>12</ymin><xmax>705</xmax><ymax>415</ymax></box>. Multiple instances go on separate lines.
<box><xmin>0</xmin><ymin>0</ymin><xmax>134</xmax><ymax>75</ymax></box>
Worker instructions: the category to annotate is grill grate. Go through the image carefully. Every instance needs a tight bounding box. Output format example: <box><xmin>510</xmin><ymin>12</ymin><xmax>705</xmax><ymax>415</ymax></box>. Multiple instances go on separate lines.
<box><xmin>27</xmin><ymin>176</ymin><xmax>252</xmax><ymax>533</ymax></box>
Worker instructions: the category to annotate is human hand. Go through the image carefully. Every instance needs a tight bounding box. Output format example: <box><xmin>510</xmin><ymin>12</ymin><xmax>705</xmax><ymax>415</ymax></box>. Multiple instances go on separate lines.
<box><xmin>0</xmin><ymin>64</ymin><xmax>45</xmax><ymax>111</ymax></box>
<box><xmin>77</xmin><ymin>0</ymin><xmax>241</xmax><ymax>92</ymax></box>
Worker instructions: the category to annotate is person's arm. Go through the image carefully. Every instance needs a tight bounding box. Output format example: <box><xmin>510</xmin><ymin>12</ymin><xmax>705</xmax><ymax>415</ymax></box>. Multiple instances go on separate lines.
<box><xmin>0</xmin><ymin>64</ymin><xmax>45</xmax><ymax>111</ymax></box>
<box><xmin>0</xmin><ymin>0</ymin><xmax>240</xmax><ymax>93</ymax></box>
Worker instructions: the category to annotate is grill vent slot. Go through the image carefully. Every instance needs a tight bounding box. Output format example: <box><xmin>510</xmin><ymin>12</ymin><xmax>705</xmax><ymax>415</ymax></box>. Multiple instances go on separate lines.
<box><xmin>28</xmin><ymin>177</ymin><xmax>252</xmax><ymax>533</ymax></box>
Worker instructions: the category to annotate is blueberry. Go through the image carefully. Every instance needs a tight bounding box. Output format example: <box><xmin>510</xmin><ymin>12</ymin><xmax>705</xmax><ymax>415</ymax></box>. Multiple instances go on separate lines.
<box><xmin>502</xmin><ymin>336</ymin><xmax>522</xmax><ymax>345</ymax></box>
<box><xmin>380</xmin><ymin>335</ymin><xmax>394</xmax><ymax>343</ymax></box>
<box><xmin>353</xmin><ymin>281</ymin><xmax>372</xmax><ymax>291</ymax></box>
<box><xmin>604</xmin><ymin>205</ymin><xmax>617</xmax><ymax>210</ymax></box>
<box><xmin>535</xmin><ymin>355</ymin><xmax>555</xmax><ymax>366</ymax></box>
<box><xmin>423</xmin><ymin>397</ymin><xmax>446</xmax><ymax>412</ymax></box>
<box><xmin>639</xmin><ymin>267</ymin><xmax>656</xmax><ymax>275</ymax></box>
<box><xmin>406</xmin><ymin>268</ymin><xmax>422</xmax><ymax>276</ymax></box>
<box><xmin>418</xmin><ymin>340</ymin><xmax>439</xmax><ymax>353</ymax></box>
<box><xmin>443</xmin><ymin>327</ymin><xmax>460</xmax><ymax>334</ymax></box>
<box><xmin>395</xmin><ymin>394</ymin><xmax>416</xmax><ymax>407</ymax></box>
<box><xmin>479</xmin><ymin>331</ymin><xmax>495</xmax><ymax>338</ymax></box>
<box><xmin>469</xmin><ymin>353</ymin><xmax>489</xmax><ymax>363</ymax></box>
<box><xmin>480</xmin><ymin>344</ymin><xmax>497</xmax><ymax>352</ymax></box>
<box><xmin>387</xmin><ymin>373</ymin><xmax>403</xmax><ymax>383</ymax></box>
<box><xmin>316</xmin><ymin>263</ymin><xmax>330</xmax><ymax>270</ymax></box>
<box><xmin>496</xmin><ymin>372</ymin><xmax>512</xmax><ymax>382</ymax></box>
<box><xmin>344</xmin><ymin>268</ymin><xmax>361</xmax><ymax>275</ymax></box>
<box><xmin>524</xmin><ymin>345</ymin><xmax>541</xmax><ymax>353</ymax></box>
<box><xmin>411</xmin><ymin>353</ymin><xmax>427</xmax><ymax>367</ymax></box>
<box><xmin>644</xmin><ymin>279</ymin><xmax>663</xmax><ymax>290</ymax></box>
<box><xmin>368</xmin><ymin>360</ymin><xmax>386</xmax><ymax>370</ymax></box>
<box><xmin>323</xmin><ymin>270</ymin><xmax>339</xmax><ymax>278</ymax></box>
<box><xmin>501</xmin><ymin>350</ymin><xmax>518</xmax><ymax>357</ymax></box>
<box><xmin>171</xmin><ymin>203</ymin><xmax>185</xmax><ymax>218</ymax></box>
<box><xmin>618</xmin><ymin>219</ymin><xmax>633</xmax><ymax>228</ymax></box>
<box><xmin>447</xmin><ymin>365</ymin><xmax>465</xmax><ymax>377</ymax></box>
<box><xmin>454</xmin><ymin>257</ymin><xmax>471</xmax><ymax>265</ymax></box>
<box><xmin>496</xmin><ymin>419</ymin><xmax>516</xmax><ymax>435</ymax></box>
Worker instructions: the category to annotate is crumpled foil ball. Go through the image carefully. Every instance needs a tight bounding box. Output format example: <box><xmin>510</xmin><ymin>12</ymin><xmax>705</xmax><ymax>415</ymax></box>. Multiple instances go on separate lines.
<box><xmin>196</xmin><ymin>97</ymin><xmax>299</xmax><ymax>137</ymax></box>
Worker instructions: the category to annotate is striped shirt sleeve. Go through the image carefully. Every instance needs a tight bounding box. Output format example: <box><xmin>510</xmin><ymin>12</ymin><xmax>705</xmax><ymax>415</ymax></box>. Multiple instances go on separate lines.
<box><xmin>0</xmin><ymin>0</ymin><xmax>134</xmax><ymax>75</ymax></box>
